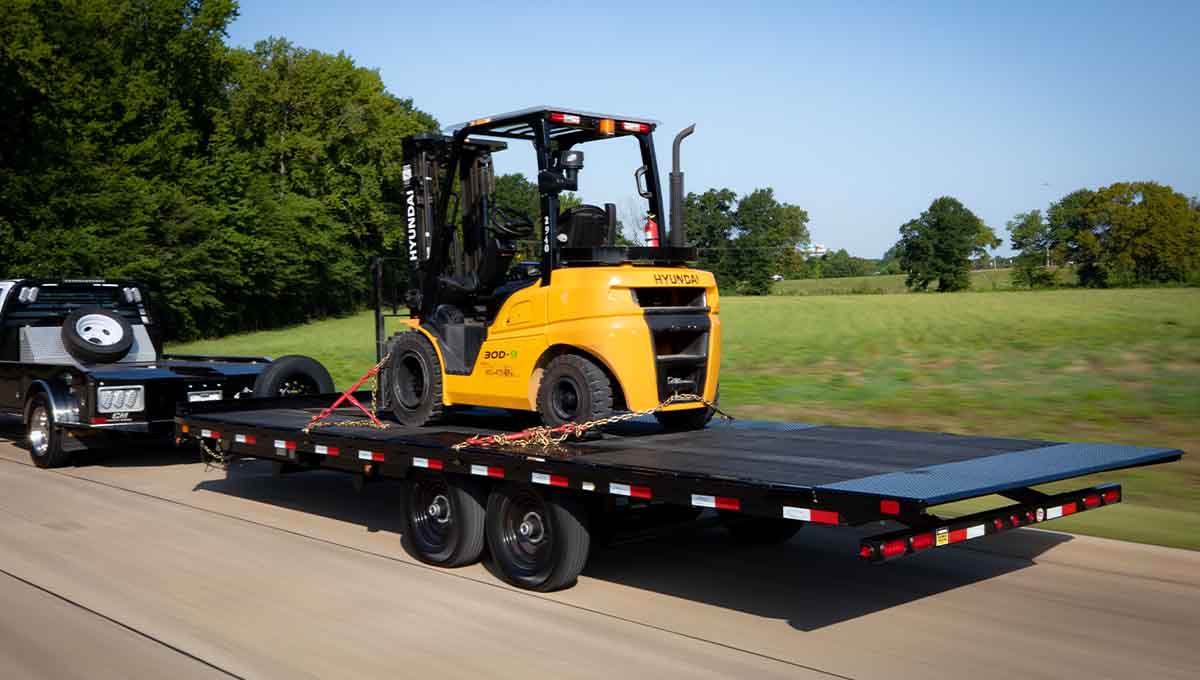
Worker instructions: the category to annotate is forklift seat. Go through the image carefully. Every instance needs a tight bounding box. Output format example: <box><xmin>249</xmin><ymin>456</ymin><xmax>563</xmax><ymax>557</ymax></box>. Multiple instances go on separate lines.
<box><xmin>559</xmin><ymin>205</ymin><xmax>609</xmax><ymax>248</ymax></box>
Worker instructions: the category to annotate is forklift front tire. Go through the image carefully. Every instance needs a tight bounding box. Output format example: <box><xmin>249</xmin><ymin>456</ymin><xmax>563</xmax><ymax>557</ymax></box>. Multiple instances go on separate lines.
<box><xmin>383</xmin><ymin>331</ymin><xmax>444</xmax><ymax>427</ymax></box>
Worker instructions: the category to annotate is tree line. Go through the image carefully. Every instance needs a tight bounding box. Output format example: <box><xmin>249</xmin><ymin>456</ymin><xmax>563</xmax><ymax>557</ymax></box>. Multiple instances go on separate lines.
<box><xmin>1</xmin><ymin>1</ymin><xmax>436</xmax><ymax>339</ymax></box>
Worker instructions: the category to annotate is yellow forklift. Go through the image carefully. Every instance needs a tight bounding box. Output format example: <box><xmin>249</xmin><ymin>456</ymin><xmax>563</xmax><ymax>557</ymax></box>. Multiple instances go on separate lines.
<box><xmin>381</xmin><ymin>107</ymin><xmax>718</xmax><ymax>430</ymax></box>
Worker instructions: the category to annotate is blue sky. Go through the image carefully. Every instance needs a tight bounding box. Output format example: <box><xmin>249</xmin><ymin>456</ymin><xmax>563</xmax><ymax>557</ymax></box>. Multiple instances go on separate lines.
<box><xmin>226</xmin><ymin>1</ymin><xmax>1199</xmax><ymax>257</ymax></box>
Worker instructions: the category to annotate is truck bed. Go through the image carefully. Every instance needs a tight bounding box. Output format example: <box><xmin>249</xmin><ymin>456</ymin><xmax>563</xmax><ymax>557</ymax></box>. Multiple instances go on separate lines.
<box><xmin>179</xmin><ymin>395</ymin><xmax>1182</xmax><ymax>511</ymax></box>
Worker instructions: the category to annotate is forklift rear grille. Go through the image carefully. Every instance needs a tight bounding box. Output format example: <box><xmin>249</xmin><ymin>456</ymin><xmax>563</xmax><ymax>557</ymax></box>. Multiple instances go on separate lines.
<box><xmin>632</xmin><ymin>287</ymin><xmax>706</xmax><ymax>309</ymax></box>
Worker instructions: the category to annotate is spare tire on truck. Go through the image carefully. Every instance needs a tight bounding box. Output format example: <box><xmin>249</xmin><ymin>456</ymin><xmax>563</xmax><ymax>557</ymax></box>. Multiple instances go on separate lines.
<box><xmin>61</xmin><ymin>307</ymin><xmax>134</xmax><ymax>364</ymax></box>
<box><xmin>252</xmin><ymin>355</ymin><xmax>335</xmax><ymax>397</ymax></box>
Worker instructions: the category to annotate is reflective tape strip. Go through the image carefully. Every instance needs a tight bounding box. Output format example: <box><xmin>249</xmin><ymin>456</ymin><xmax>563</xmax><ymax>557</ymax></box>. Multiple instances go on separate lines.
<box><xmin>691</xmin><ymin>494</ymin><xmax>740</xmax><ymax>511</ymax></box>
<box><xmin>358</xmin><ymin>450</ymin><xmax>384</xmax><ymax>462</ymax></box>
<box><xmin>947</xmin><ymin>523</ymin><xmax>987</xmax><ymax>544</ymax></box>
<box><xmin>234</xmin><ymin>434</ymin><xmax>255</xmax><ymax>445</ymax></box>
<box><xmin>200</xmin><ymin>429</ymin><xmax>219</xmax><ymax>439</ymax></box>
<box><xmin>273</xmin><ymin>440</ymin><xmax>297</xmax><ymax>450</ymax></box>
<box><xmin>531</xmin><ymin>472</ymin><xmax>568</xmax><ymax>487</ymax></box>
<box><xmin>609</xmin><ymin>483</ymin><xmax>652</xmax><ymax>499</ymax></box>
<box><xmin>314</xmin><ymin>445</ymin><xmax>339</xmax><ymax>456</ymax></box>
<box><xmin>581</xmin><ymin>481</ymin><xmax>595</xmax><ymax>492</ymax></box>
<box><xmin>412</xmin><ymin>457</ymin><xmax>443</xmax><ymax>470</ymax></box>
<box><xmin>782</xmin><ymin>506</ymin><xmax>839</xmax><ymax>524</ymax></box>
<box><xmin>1045</xmin><ymin>503</ymin><xmax>1076</xmax><ymax>520</ymax></box>
<box><xmin>471</xmin><ymin>464</ymin><xmax>504</xmax><ymax>478</ymax></box>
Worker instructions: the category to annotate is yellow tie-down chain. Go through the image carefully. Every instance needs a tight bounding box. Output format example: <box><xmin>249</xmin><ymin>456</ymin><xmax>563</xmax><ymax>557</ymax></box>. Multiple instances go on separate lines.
<box><xmin>452</xmin><ymin>393</ymin><xmax>733</xmax><ymax>451</ymax></box>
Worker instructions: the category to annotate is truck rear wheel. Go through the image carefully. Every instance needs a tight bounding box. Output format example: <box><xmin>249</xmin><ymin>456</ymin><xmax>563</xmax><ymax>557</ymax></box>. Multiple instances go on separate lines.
<box><xmin>400</xmin><ymin>472</ymin><xmax>486</xmax><ymax>567</ymax></box>
<box><xmin>26</xmin><ymin>394</ymin><xmax>70</xmax><ymax>469</ymax></box>
<box><xmin>383</xmin><ymin>331</ymin><xmax>444</xmax><ymax>427</ymax></box>
<box><xmin>536</xmin><ymin>353</ymin><xmax>613</xmax><ymax>427</ymax></box>
<box><xmin>486</xmin><ymin>484</ymin><xmax>590</xmax><ymax>591</ymax></box>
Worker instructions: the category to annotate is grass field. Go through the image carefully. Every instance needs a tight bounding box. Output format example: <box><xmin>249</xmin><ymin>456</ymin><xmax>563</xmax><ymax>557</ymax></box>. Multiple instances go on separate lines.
<box><xmin>171</xmin><ymin>288</ymin><xmax>1199</xmax><ymax>550</ymax></box>
<box><xmin>773</xmin><ymin>267</ymin><xmax>1035</xmax><ymax>295</ymax></box>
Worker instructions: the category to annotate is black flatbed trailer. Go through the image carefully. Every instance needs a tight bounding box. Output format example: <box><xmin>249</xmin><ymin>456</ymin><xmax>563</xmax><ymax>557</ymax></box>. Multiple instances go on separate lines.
<box><xmin>177</xmin><ymin>394</ymin><xmax>1182</xmax><ymax>591</ymax></box>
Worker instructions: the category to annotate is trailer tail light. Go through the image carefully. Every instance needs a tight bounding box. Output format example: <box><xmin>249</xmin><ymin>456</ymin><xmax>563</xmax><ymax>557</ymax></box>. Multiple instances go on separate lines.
<box><xmin>1102</xmin><ymin>488</ymin><xmax>1120</xmax><ymax>504</ymax></box>
<box><xmin>859</xmin><ymin>545</ymin><xmax>874</xmax><ymax>559</ymax></box>
<box><xmin>910</xmin><ymin>532</ymin><xmax>935</xmax><ymax>551</ymax></box>
<box><xmin>880</xmin><ymin>499</ymin><xmax>900</xmax><ymax>515</ymax></box>
<box><xmin>549</xmin><ymin>112</ymin><xmax>581</xmax><ymax>125</ymax></box>
<box><xmin>620</xmin><ymin>121</ymin><xmax>650</xmax><ymax>133</ymax></box>
<box><xmin>1083</xmin><ymin>493</ymin><xmax>1101</xmax><ymax>509</ymax></box>
<box><xmin>881</xmin><ymin>539</ymin><xmax>907</xmax><ymax>558</ymax></box>
<box><xmin>598</xmin><ymin>118</ymin><xmax>615</xmax><ymax>135</ymax></box>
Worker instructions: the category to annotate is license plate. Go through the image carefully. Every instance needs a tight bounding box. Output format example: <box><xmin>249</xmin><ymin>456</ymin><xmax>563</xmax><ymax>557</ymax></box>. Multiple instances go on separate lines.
<box><xmin>187</xmin><ymin>390</ymin><xmax>222</xmax><ymax>403</ymax></box>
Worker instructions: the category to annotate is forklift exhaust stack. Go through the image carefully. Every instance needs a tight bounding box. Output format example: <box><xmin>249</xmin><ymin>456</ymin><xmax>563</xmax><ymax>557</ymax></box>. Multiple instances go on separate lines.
<box><xmin>668</xmin><ymin>124</ymin><xmax>696</xmax><ymax>248</ymax></box>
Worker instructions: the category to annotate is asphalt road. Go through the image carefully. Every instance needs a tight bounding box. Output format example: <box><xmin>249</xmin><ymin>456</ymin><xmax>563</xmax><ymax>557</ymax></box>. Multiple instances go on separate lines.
<box><xmin>1</xmin><ymin>424</ymin><xmax>1197</xmax><ymax>679</ymax></box>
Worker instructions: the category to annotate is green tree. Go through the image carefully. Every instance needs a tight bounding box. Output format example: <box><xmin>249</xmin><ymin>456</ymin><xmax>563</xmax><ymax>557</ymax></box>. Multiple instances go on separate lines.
<box><xmin>684</xmin><ymin>188</ymin><xmax>738</xmax><ymax>284</ymax></box>
<box><xmin>896</xmin><ymin>196</ymin><xmax>996</xmax><ymax>291</ymax></box>
<box><xmin>1007</xmin><ymin>210</ymin><xmax>1056</xmax><ymax>288</ymax></box>
<box><xmin>1077</xmin><ymin>182</ymin><xmax>1200</xmax><ymax>285</ymax></box>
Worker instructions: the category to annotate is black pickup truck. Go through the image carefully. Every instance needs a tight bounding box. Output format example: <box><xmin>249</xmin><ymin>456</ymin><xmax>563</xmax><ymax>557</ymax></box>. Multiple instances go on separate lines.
<box><xmin>0</xmin><ymin>278</ymin><xmax>334</xmax><ymax>468</ymax></box>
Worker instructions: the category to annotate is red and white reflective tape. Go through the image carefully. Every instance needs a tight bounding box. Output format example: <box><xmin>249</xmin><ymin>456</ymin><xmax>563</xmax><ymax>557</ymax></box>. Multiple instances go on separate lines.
<box><xmin>609</xmin><ymin>483</ymin><xmax>652</xmax><ymax>499</ymax></box>
<box><xmin>691</xmin><ymin>494</ymin><xmax>740</xmax><ymax>511</ymax></box>
<box><xmin>531</xmin><ymin>472</ymin><xmax>569</xmax><ymax>487</ymax></box>
<box><xmin>936</xmin><ymin>523</ymin><xmax>986</xmax><ymax>547</ymax></box>
<box><xmin>412</xmin><ymin>457</ymin><xmax>443</xmax><ymax>470</ymax></box>
<box><xmin>314</xmin><ymin>444</ymin><xmax>340</xmax><ymax>457</ymax></box>
<box><xmin>273</xmin><ymin>439</ymin><xmax>297</xmax><ymax>451</ymax></box>
<box><xmin>1044</xmin><ymin>503</ymin><xmax>1077</xmax><ymax>520</ymax></box>
<box><xmin>471</xmin><ymin>464</ymin><xmax>505</xmax><ymax>479</ymax></box>
<box><xmin>782</xmin><ymin>506</ymin><xmax>839</xmax><ymax>525</ymax></box>
<box><xmin>234</xmin><ymin>433</ymin><xmax>256</xmax><ymax>445</ymax></box>
<box><xmin>358</xmin><ymin>450</ymin><xmax>385</xmax><ymax>462</ymax></box>
<box><xmin>200</xmin><ymin>429</ymin><xmax>220</xmax><ymax>439</ymax></box>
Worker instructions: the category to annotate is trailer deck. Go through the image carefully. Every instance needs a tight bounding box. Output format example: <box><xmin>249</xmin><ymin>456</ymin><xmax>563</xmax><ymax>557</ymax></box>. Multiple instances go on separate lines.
<box><xmin>177</xmin><ymin>394</ymin><xmax>1182</xmax><ymax>582</ymax></box>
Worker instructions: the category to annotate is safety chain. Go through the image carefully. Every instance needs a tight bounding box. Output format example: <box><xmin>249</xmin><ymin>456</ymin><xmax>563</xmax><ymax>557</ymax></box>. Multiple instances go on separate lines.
<box><xmin>303</xmin><ymin>351</ymin><xmax>393</xmax><ymax>433</ymax></box>
<box><xmin>452</xmin><ymin>393</ymin><xmax>734</xmax><ymax>451</ymax></box>
<box><xmin>199</xmin><ymin>437</ymin><xmax>234</xmax><ymax>471</ymax></box>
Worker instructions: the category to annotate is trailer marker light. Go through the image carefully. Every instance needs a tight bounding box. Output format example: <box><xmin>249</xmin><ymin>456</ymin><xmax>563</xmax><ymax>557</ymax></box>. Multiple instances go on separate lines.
<box><xmin>993</xmin><ymin>518</ymin><xmax>1004</xmax><ymax>530</ymax></box>
<box><xmin>532</xmin><ymin>472</ymin><xmax>569</xmax><ymax>487</ymax></box>
<box><xmin>882</xmin><ymin>539</ymin><xmax>907</xmax><ymax>558</ymax></box>
<box><xmin>598</xmin><ymin>118</ymin><xmax>615</xmax><ymax>135</ymax></box>
<box><xmin>911</xmin><ymin>532</ymin><xmax>935</xmax><ymax>550</ymax></box>
<box><xmin>234</xmin><ymin>434</ymin><xmax>256</xmax><ymax>445</ymax></box>
<box><xmin>620</xmin><ymin>121</ymin><xmax>650</xmax><ymax>133</ymax></box>
<box><xmin>1102</xmin><ymin>489</ymin><xmax>1120</xmax><ymax>504</ymax></box>
<box><xmin>609</xmin><ymin>483</ymin><xmax>652</xmax><ymax>499</ymax></box>
<box><xmin>471</xmin><ymin>464</ymin><xmax>504</xmax><ymax>479</ymax></box>
<box><xmin>1026</xmin><ymin>510</ymin><xmax>1037</xmax><ymax>523</ymax></box>
<box><xmin>412</xmin><ymin>457</ymin><xmax>443</xmax><ymax>470</ymax></box>
<box><xmin>691</xmin><ymin>494</ymin><xmax>740</xmax><ymax>511</ymax></box>
<box><xmin>358</xmin><ymin>450</ymin><xmax>385</xmax><ymax>462</ymax></box>
<box><xmin>180</xmin><ymin>424</ymin><xmax>189</xmax><ymax>433</ymax></box>
<box><xmin>1010</xmin><ymin>513</ymin><xmax>1021</xmax><ymax>526</ymax></box>
<box><xmin>549</xmin><ymin>112</ymin><xmax>582</xmax><ymax>125</ymax></box>
<box><xmin>859</xmin><ymin>545</ymin><xmax>874</xmax><ymax>560</ymax></box>
<box><xmin>1083</xmin><ymin>493</ymin><xmax>1101</xmax><ymax>509</ymax></box>
<box><xmin>274</xmin><ymin>440</ymin><xmax>297</xmax><ymax>451</ymax></box>
<box><xmin>782</xmin><ymin>506</ymin><xmax>839</xmax><ymax>525</ymax></box>
<box><xmin>880</xmin><ymin>499</ymin><xmax>900</xmax><ymax>515</ymax></box>
<box><xmin>314</xmin><ymin>444</ymin><xmax>339</xmax><ymax>457</ymax></box>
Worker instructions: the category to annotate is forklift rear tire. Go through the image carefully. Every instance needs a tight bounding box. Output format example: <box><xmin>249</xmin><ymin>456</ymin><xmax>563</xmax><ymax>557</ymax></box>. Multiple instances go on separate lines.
<box><xmin>400</xmin><ymin>472</ymin><xmax>487</xmax><ymax>567</ymax></box>
<box><xmin>384</xmin><ymin>331</ymin><xmax>444</xmax><ymax>427</ymax></box>
<box><xmin>536</xmin><ymin>354</ymin><xmax>613</xmax><ymax>426</ymax></box>
<box><xmin>486</xmin><ymin>484</ymin><xmax>591</xmax><ymax>591</ymax></box>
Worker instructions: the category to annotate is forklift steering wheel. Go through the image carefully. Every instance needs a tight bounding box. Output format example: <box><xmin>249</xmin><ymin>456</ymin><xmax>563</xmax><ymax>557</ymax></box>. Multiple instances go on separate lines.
<box><xmin>490</xmin><ymin>206</ymin><xmax>535</xmax><ymax>239</ymax></box>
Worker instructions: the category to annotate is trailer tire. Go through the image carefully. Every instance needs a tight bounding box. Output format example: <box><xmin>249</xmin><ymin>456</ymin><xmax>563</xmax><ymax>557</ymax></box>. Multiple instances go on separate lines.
<box><xmin>252</xmin><ymin>355</ymin><xmax>335</xmax><ymax>397</ymax></box>
<box><xmin>724</xmin><ymin>516</ymin><xmax>802</xmax><ymax>545</ymax></box>
<box><xmin>383</xmin><ymin>331</ymin><xmax>444</xmax><ymax>427</ymax></box>
<box><xmin>486</xmin><ymin>484</ymin><xmax>591</xmax><ymax>591</ymax></box>
<box><xmin>61</xmin><ymin>307</ymin><xmax>134</xmax><ymax>364</ymax></box>
<box><xmin>536</xmin><ymin>353</ymin><xmax>613</xmax><ymax>426</ymax></box>
<box><xmin>26</xmin><ymin>394</ymin><xmax>70</xmax><ymax>469</ymax></box>
<box><xmin>400</xmin><ymin>472</ymin><xmax>487</xmax><ymax>567</ymax></box>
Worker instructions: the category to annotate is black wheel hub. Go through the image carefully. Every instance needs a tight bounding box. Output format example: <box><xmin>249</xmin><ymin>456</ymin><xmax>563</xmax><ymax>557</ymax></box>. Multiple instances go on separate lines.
<box><xmin>551</xmin><ymin>377</ymin><xmax>582</xmax><ymax>421</ymax></box>
<box><xmin>397</xmin><ymin>353</ymin><xmax>428</xmax><ymax>409</ymax></box>
<box><xmin>408</xmin><ymin>477</ymin><xmax>455</xmax><ymax>557</ymax></box>
<box><xmin>498</xmin><ymin>490</ymin><xmax>554</xmax><ymax>578</ymax></box>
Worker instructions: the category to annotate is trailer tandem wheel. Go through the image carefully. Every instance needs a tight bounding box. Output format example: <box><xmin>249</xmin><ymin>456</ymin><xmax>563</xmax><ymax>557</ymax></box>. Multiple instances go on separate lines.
<box><xmin>400</xmin><ymin>472</ymin><xmax>486</xmax><ymax>567</ymax></box>
<box><xmin>486</xmin><ymin>484</ymin><xmax>591</xmax><ymax>591</ymax></box>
